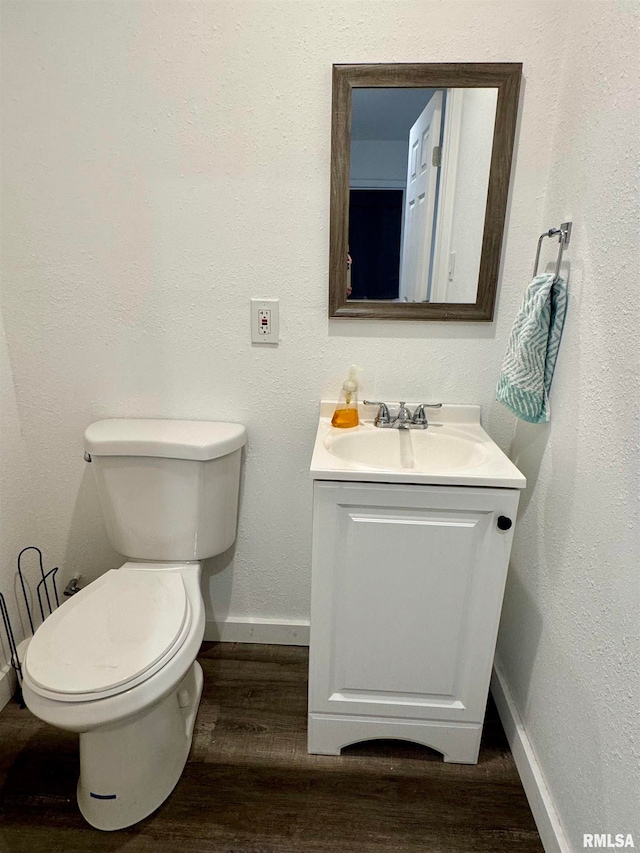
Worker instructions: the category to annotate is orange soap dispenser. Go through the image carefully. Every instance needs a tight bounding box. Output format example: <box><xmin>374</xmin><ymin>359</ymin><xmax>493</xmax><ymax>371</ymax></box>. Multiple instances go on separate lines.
<box><xmin>331</xmin><ymin>365</ymin><xmax>360</xmax><ymax>428</ymax></box>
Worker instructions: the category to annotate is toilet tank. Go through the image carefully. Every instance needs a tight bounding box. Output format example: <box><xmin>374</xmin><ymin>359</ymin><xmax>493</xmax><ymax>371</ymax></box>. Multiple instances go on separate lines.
<box><xmin>84</xmin><ymin>419</ymin><xmax>247</xmax><ymax>561</ymax></box>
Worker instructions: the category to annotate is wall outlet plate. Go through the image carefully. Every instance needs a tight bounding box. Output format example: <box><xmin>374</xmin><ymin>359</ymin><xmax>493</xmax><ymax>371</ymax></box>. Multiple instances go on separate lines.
<box><xmin>250</xmin><ymin>298</ymin><xmax>279</xmax><ymax>344</ymax></box>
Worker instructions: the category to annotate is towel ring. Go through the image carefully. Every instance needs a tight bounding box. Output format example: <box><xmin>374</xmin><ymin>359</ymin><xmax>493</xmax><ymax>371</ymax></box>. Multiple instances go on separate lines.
<box><xmin>533</xmin><ymin>221</ymin><xmax>572</xmax><ymax>281</ymax></box>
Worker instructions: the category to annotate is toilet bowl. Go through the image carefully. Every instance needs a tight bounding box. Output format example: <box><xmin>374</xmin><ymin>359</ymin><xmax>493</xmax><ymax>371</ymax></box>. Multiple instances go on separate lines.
<box><xmin>21</xmin><ymin>419</ymin><xmax>246</xmax><ymax>831</ymax></box>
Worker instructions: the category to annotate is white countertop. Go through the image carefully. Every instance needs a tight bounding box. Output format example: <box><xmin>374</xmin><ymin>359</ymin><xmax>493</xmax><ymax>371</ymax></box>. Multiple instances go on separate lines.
<box><xmin>310</xmin><ymin>402</ymin><xmax>526</xmax><ymax>489</ymax></box>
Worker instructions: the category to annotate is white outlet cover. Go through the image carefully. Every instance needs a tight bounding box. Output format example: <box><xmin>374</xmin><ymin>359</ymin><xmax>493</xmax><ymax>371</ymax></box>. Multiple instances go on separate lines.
<box><xmin>250</xmin><ymin>298</ymin><xmax>279</xmax><ymax>344</ymax></box>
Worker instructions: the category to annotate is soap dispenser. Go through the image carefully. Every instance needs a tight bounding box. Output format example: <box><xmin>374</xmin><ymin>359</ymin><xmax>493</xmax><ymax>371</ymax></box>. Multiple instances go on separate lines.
<box><xmin>331</xmin><ymin>366</ymin><xmax>360</xmax><ymax>428</ymax></box>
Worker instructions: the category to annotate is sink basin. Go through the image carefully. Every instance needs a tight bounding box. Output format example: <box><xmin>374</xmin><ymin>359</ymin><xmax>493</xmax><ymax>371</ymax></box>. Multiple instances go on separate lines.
<box><xmin>310</xmin><ymin>402</ymin><xmax>526</xmax><ymax>488</ymax></box>
<box><xmin>325</xmin><ymin>426</ymin><xmax>487</xmax><ymax>472</ymax></box>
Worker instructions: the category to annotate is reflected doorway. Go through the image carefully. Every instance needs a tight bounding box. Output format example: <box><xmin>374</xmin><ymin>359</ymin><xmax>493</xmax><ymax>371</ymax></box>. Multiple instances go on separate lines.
<box><xmin>348</xmin><ymin>189</ymin><xmax>403</xmax><ymax>300</ymax></box>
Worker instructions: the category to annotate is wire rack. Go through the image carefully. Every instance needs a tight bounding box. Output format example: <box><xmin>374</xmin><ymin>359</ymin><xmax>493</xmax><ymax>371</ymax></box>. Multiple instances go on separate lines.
<box><xmin>0</xmin><ymin>547</ymin><xmax>60</xmax><ymax>703</ymax></box>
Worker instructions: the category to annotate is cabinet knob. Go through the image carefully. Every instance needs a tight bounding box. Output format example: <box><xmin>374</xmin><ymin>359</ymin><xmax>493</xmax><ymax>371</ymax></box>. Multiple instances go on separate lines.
<box><xmin>497</xmin><ymin>516</ymin><xmax>513</xmax><ymax>531</ymax></box>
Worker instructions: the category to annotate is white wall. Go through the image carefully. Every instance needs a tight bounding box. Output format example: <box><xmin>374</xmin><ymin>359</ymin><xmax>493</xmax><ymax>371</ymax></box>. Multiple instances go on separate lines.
<box><xmin>2</xmin><ymin>0</ymin><xmax>553</xmax><ymax>627</ymax></box>
<box><xmin>350</xmin><ymin>140</ymin><xmax>408</xmax><ymax>187</ymax></box>
<box><xmin>496</xmin><ymin>2</ymin><xmax>640</xmax><ymax>848</ymax></box>
<box><xmin>1</xmin><ymin>0</ymin><xmax>638</xmax><ymax>846</ymax></box>
<box><xmin>0</xmin><ymin>309</ymin><xmax>40</xmax><ymax>701</ymax></box>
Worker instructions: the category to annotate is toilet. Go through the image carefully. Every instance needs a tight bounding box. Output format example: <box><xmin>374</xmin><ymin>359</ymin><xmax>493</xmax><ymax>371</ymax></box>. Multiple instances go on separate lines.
<box><xmin>21</xmin><ymin>418</ymin><xmax>247</xmax><ymax>831</ymax></box>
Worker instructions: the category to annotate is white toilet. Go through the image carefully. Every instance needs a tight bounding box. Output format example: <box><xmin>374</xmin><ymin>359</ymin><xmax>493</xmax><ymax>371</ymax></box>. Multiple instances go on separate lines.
<box><xmin>21</xmin><ymin>418</ymin><xmax>247</xmax><ymax>831</ymax></box>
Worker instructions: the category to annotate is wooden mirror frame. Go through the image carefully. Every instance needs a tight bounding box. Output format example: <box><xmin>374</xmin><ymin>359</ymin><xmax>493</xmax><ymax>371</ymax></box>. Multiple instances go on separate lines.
<box><xmin>328</xmin><ymin>62</ymin><xmax>522</xmax><ymax>321</ymax></box>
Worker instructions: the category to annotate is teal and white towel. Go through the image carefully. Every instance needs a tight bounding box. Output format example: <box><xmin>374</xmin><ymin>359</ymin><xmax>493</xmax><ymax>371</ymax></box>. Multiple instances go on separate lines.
<box><xmin>497</xmin><ymin>273</ymin><xmax>567</xmax><ymax>423</ymax></box>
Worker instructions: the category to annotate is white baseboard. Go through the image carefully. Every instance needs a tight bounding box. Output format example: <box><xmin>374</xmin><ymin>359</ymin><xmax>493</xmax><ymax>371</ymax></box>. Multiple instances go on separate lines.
<box><xmin>491</xmin><ymin>661</ymin><xmax>571</xmax><ymax>853</ymax></box>
<box><xmin>204</xmin><ymin>617</ymin><xmax>310</xmax><ymax>646</ymax></box>
<box><xmin>0</xmin><ymin>663</ymin><xmax>17</xmax><ymax>712</ymax></box>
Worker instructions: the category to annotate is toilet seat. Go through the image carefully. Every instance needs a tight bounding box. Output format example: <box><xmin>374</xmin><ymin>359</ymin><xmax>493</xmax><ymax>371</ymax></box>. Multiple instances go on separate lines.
<box><xmin>24</xmin><ymin>569</ymin><xmax>191</xmax><ymax>703</ymax></box>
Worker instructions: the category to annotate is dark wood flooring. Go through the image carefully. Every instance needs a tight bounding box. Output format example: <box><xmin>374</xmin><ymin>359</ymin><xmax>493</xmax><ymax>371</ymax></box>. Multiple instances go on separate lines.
<box><xmin>0</xmin><ymin>643</ymin><xmax>543</xmax><ymax>852</ymax></box>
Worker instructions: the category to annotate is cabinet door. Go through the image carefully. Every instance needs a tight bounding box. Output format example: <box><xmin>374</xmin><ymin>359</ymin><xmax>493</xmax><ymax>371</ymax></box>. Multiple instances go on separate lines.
<box><xmin>309</xmin><ymin>481</ymin><xmax>519</xmax><ymax>724</ymax></box>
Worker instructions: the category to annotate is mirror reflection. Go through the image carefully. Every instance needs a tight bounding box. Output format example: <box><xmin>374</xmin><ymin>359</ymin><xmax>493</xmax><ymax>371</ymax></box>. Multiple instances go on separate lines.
<box><xmin>348</xmin><ymin>87</ymin><xmax>498</xmax><ymax>304</ymax></box>
<box><xmin>329</xmin><ymin>63</ymin><xmax>522</xmax><ymax>321</ymax></box>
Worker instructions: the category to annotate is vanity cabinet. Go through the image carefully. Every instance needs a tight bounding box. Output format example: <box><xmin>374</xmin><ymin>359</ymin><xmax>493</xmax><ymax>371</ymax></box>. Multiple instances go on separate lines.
<box><xmin>308</xmin><ymin>479</ymin><xmax>520</xmax><ymax>764</ymax></box>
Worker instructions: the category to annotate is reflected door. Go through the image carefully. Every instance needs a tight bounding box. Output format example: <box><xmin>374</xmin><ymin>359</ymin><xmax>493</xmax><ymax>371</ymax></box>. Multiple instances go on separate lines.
<box><xmin>399</xmin><ymin>91</ymin><xmax>443</xmax><ymax>303</ymax></box>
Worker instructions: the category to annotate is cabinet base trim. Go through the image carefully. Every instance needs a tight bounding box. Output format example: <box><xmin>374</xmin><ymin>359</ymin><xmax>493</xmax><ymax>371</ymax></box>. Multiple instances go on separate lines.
<box><xmin>307</xmin><ymin>712</ymin><xmax>482</xmax><ymax>764</ymax></box>
<box><xmin>331</xmin><ymin>690</ymin><xmax>465</xmax><ymax>709</ymax></box>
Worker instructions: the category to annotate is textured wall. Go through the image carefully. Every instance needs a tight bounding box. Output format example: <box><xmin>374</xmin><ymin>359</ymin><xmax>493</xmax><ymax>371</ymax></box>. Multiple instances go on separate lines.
<box><xmin>0</xmin><ymin>312</ymin><xmax>41</xmax><ymax>684</ymax></box>
<box><xmin>1</xmin><ymin>0</ymin><xmax>638</xmax><ymax>845</ymax></box>
<box><xmin>1</xmin><ymin>0</ymin><xmax>565</xmax><ymax>622</ymax></box>
<box><xmin>496</xmin><ymin>1</ymin><xmax>640</xmax><ymax>847</ymax></box>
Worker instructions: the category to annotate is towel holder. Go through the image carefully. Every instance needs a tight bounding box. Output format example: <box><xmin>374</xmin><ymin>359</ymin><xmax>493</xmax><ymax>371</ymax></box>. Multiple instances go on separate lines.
<box><xmin>533</xmin><ymin>221</ymin><xmax>572</xmax><ymax>280</ymax></box>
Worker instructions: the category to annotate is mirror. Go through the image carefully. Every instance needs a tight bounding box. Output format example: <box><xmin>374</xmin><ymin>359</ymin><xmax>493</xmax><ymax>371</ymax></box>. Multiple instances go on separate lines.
<box><xmin>329</xmin><ymin>63</ymin><xmax>522</xmax><ymax>321</ymax></box>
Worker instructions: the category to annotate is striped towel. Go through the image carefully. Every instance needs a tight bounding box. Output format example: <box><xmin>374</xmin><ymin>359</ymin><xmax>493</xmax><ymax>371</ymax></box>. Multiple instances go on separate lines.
<box><xmin>497</xmin><ymin>273</ymin><xmax>567</xmax><ymax>423</ymax></box>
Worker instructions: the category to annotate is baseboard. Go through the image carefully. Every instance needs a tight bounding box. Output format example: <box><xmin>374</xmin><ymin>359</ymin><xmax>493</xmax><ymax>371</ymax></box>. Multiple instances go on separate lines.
<box><xmin>204</xmin><ymin>617</ymin><xmax>310</xmax><ymax>646</ymax></box>
<box><xmin>0</xmin><ymin>663</ymin><xmax>17</xmax><ymax>713</ymax></box>
<box><xmin>491</xmin><ymin>661</ymin><xmax>571</xmax><ymax>853</ymax></box>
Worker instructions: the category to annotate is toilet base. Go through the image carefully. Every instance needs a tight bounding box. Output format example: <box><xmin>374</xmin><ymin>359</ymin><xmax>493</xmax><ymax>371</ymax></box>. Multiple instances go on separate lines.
<box><xmin>77</xmin><ymin>660</ymin><xmax>204</xmax><ymax>831</ymax></box>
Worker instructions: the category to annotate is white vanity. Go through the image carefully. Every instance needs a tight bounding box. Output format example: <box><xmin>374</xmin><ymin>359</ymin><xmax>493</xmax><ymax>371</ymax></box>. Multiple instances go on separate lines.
<box><xmin>308</xmin><ymin>402</ymin><xmax>525</xmax><ymax>764</ymax></box>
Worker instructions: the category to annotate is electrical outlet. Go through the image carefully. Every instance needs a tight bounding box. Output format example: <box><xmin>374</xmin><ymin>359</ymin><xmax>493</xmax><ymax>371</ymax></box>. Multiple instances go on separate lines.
<box><xmin>250</xmin><ymin>299</ymin><xmax>279</xmax><ymax>344</ymax></box>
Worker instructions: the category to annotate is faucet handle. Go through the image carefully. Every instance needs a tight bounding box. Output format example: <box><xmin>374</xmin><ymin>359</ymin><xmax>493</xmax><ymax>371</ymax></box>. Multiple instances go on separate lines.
<box><xmin>412</xmin><ymin>402</ymin><xmax>443</xmax><ymax>425</ymax></box>
<box><xmin>363</xmin><ymin>401</ymin><xmax>392</xmax><ymax>426</ymax></box>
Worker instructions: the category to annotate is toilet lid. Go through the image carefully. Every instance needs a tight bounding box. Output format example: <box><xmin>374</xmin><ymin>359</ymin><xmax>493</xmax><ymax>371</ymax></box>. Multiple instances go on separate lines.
<box><xmin>25</xmin><ymin>570</ymin><xmax>189</xmax><ymax>696</ymax></box>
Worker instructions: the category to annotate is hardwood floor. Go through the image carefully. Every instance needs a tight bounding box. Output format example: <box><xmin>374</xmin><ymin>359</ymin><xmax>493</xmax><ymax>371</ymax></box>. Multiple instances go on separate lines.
<box><xmin>0</xmin><ymin>643</ymin><xmax>543</xmax><ymax>852</ymax></box>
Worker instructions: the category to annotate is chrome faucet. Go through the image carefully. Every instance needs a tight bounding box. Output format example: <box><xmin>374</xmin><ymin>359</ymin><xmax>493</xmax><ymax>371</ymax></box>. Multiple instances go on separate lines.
<box><xmin>363</xmin><ymin>401</ymin><xmax>392</xmax><ymax>427</ymax></box>
<box><xmin>364</xmin><ymin>401</ymin><xmax>442</xmax><ymax>429</ymax></box>
<box><xmin>411</xmin><ymin>402</ymin><xmax>442</xmax><ymax>427</ymax></box>
<box><xmin>394</xmin><ymin>402</ymin><xmax>413</xmax><ymax>429</ymax></box>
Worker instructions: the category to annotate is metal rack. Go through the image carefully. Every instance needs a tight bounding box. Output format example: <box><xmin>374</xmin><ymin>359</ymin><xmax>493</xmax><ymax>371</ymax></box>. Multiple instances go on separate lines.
<box><xmin>0</xmin><ymin>593</ymin><xmax>21</xmax><ymax>686</ymax></box>
<box><xmin>533</xmin><ymin>221</ymin><xmax>572</xmax><ymax>281</ymax></box>
<box><xmin>0</xmin><ymin>547</ymin><xmax>60</xmax><ymax>700</ymax></box>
